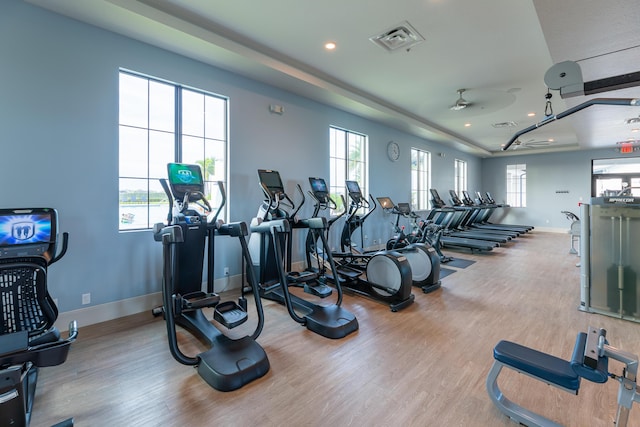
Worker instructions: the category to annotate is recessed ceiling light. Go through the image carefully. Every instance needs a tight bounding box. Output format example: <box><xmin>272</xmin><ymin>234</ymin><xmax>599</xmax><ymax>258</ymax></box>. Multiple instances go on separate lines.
<box><xmin>464</xmin><ymin>123</ymin><xmax>471</xmax><ymax>127</ymax></box>
<box><xmin>324</xmin><ymin>42</ymin><xmax>336</xmax><ymax>50</ymax></box>
<box><xmin>548</xmin><ymin>138</ymin><xmax>554</xmax><ymax>142</ymax></box>
<box><xmin>632</xmin><ymin>128</ymin><xmax>639</xmax><ymax>133</ymax></box>
<box><xmin>527</xmin><ymin>112</ymin><xmax>536</xmax><ymax>117</ymax></box>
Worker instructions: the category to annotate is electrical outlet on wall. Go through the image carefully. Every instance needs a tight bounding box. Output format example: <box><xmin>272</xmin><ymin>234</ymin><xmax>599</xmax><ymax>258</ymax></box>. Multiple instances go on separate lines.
<box><xmin>82</xmin><ymin>293</ymin><xmax>91</xmax><ymax>305</ymax></box>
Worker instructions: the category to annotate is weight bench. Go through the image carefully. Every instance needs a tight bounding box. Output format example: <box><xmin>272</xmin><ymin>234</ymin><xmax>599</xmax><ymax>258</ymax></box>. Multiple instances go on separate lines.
<box><xmin>486</xmin><ymin>327</ymin><xmax>640</xmax><ymax>427</ymax></box>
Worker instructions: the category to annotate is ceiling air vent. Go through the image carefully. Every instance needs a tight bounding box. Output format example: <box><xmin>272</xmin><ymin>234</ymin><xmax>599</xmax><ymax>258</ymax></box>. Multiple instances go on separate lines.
<box><xmin>370</xmin><ymin>21</ymin><xmax>425</xmax><ymax>53</ymax></box>
<box><xmin>492</xmin><ymin>121</ymin><xmax>518</xmax><ymax>128</ymax></box>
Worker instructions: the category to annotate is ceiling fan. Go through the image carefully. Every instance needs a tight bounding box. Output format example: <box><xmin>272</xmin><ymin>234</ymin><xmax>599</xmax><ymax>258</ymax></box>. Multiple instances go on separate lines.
<box><xmin>512</xmin><ymin>138</ymin><xmax>553</xmax><ymax>149</ymax></box>
<box><xmin>450</xmin><ymin>89</ymin><xmax>472</xmax><ymax>111</ymax></box>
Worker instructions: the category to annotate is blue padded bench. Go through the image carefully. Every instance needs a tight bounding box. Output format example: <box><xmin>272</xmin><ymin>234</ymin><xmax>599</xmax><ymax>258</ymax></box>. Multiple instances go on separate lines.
<box><xmin>486</xmin><ymin>331</ymin><xmax>609</xmax><ymax>427</ymax></box>
<box><xmin>492</xmin><ymin>340</ymin><xmax>580</xmax><ymax>392</ymax></box>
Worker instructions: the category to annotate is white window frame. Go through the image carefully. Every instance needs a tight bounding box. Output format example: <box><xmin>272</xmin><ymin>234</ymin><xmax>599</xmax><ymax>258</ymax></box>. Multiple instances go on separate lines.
<box><xmin>118</xmin><ymin>70</ymin><xmax>228</xmax><ymax>230</ymax></box>
<box><xmin>329</xmin><ymin>126</ymin><xmax>369</xmax><ymax>215</ymax></box>
<box><xmin>411</xmin><ymin>148</ymin><xmax>431</xmax><ymax>210</ymax></box>
<box><xmin>506</xmin><ymin>163</ymin><xmax>527</xmax><ymax>207</ymax></box>
<box><xmin>454</xmin><ymin>159</ymin><xmax>467</xmax><ymax>195</ymax></box>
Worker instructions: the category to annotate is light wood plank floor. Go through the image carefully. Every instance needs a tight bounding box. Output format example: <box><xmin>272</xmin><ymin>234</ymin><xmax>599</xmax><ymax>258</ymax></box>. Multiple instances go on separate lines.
<box><xmin>31</xmin><ymin>232</ymin><xmax>640</xmax><ymax>426</ymax></box>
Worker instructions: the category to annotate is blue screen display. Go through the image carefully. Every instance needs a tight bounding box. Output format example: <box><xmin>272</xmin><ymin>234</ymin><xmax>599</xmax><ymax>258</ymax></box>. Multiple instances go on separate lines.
<box><xmin>167</xmin><ymin>163</ymin><xmax>203</xmax><ymax>186</ymax></box>
<box><xmin>0</xmin><ymin>214</ymin><xmax>52</xmax><ymax>246</ymax></box>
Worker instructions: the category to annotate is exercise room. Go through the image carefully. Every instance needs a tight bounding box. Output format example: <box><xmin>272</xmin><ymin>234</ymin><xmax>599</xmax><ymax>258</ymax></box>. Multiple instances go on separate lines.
<box><xmin>2</xmin><ymin>1</ymin><xmax>640</xmax><ymax>426</ymax></box>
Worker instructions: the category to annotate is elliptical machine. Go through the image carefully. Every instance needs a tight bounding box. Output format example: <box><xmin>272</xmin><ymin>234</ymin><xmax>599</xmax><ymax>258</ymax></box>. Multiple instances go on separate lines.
<box><xmin>330</xmin><ymin>180</ymin><xmax>414</xmax><ymax>312</ymax></box>
<box><xmin>153</xmin><ymin>163</ymin><xmax>269</xmax><ymax>391</ymax></box>
<box><xmin>248</xmin><ymin>169</ymin><xmax>358</xmax><ymax>339</ymax></box>
<box><xmin>377</xmin><ymin>196</ymin><xmax>441</xmax><ymax>293</ymax></box>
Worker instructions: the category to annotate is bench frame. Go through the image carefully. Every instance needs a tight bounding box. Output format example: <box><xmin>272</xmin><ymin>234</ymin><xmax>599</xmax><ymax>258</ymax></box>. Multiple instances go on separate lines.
<box><xmin>487</xmin><ymin>326</ymin><xmax>640</xmax><ymax>427</ymax></box>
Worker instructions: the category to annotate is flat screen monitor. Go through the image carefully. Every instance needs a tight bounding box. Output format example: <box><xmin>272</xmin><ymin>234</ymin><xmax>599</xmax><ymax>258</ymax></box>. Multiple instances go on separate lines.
<box><xmin>376</xmin><ymin>197</ymin><xmax>394</xmax><ymax>210</ymax></box>
<box><xmin>167</xmin><ymin>163</ymin><xmax>204</xmax><ymax>199</ymax></box>
<box><xmin>449</xmin><ymin>190</ymin><xmax>462</xmax><ymax>205</ymax></box>
<box><xmin>309</xmin><ymin>177</ymin><xmax>328</xmax><ymax>197</ymax></box>
<box><xmin>397</xmin><ymin>202</ymin><xmax>411</xmax><ymax>214</ymax></box>
<box><xmin>345</xmin><ymin>180</ymin><xmax>361</xmax><ymax>196</ymax></box>
<box><xmin>258</xmin><ymin>169</ymin><xmax>285</xmax><ymax>196</ymax></box>
<box><xmin>0</xmin><ymin>209</ymin><xmax>54</xmax><ymax>247</ymax></box>
<box><xmin>430</xmin><ymin>189</ymin><xmax>445</xmax><ymax>205</ymax></box>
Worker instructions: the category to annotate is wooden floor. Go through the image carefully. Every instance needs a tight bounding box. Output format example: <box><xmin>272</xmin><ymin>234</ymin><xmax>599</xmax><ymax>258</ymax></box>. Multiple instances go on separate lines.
<box><xmin>32</xmin><ymin>232</ymin><xmax>640</xmax><ymax>427</ymax></box>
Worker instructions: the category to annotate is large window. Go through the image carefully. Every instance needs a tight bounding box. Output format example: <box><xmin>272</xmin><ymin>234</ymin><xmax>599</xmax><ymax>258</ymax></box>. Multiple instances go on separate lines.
<box><xmin>506</xmin><ymin>163</ymin><xmax>526</xmax><ymax>207</ymax></box>
<box><xmin>329</xmin><ymin>127</ymin><xmax>368</xmax><ymax>214</ymax></box>
<box><xmin>119</xmin><ymin>71</ymin><xmax>228</xmax><ymax>230</ymax></box>
<box><xmin>454</xmin><ymin>159</ymin><xmax>467</xmax><ymax>195</ymax></box>
<box><xmin>592</xmin><ymin>157</ymin><xmax>640</xmax><ymax>197</ymax></box>
<box><xmin>411</xmin><ymin>148</ymin><xmax>431</xmax><ymax>210</ymax></box>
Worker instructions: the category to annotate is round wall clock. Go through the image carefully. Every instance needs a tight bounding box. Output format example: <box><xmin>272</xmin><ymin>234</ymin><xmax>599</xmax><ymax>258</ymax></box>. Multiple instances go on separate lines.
<box><xmin>387</xmin><ymin>141</ymin><xmax>400</xmax><ymax>162</ymax></box>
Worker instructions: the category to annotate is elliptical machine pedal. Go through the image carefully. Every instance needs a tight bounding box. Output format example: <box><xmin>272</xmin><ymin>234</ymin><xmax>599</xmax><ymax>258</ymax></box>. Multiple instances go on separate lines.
<box><xmin>213</xmin><ymin>301</ymin><xmax>248</xmax><ymax>329</ymax></box>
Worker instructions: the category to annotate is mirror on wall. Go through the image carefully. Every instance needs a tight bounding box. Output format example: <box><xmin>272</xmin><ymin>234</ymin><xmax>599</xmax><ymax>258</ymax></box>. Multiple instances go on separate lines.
<box><xmin>592</xmin><ymin>157</ymin><xmax>640</xmax><ymax>197</ymax></box>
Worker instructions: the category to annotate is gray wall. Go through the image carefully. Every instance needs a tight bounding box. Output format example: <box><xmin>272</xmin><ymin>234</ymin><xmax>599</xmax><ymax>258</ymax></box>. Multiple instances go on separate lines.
<box><xmin>0</xmin><ymin>0</ymin><xmax>481</xmax><ymax>312</ymax></box>
<box><xmin>481</xmin><ymin>149</ymin><xmax>635</xmax><ymax>228</ymax></box>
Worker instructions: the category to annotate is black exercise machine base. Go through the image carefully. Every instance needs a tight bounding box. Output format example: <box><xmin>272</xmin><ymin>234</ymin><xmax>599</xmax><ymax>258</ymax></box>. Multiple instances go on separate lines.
<box><xmin>198</xmin><ymin>335</ymin><xmax>270</xmax><ymax>392</ymax></box>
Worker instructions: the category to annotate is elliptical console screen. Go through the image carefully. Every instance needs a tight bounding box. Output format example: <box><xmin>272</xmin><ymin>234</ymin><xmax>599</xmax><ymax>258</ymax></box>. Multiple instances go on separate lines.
<box><xmin>397</xmin><ymin>203</ymin><xmax>411</xmax><ymax>214</ymax></box>
<box><xmin>376</xmin><ymin>197</ymin><xmax>394</xmax><ymax>209</ymax></box>
<box><xmin>346</xmin><ymin>180</ymin><xmax>361</xmax><ymax>196</ymax></box>
<box><xmin>0</xmin><ymin>209</ymin><xmax>54</xmax><ymax>247</ymax></box>
<box><xmin>258</xmin><ymin>169</ymin><xmax>285</xmax><ymax>196</ymax></box>
<box><xmin>167</xmin><ymin>163</ymin><xmax>204</xmax><ymax>198</ymax></box>
<box><xmin>309</xmin><ymin>177</ymin><xmax>328</xmax><ymax>197</ymax></box>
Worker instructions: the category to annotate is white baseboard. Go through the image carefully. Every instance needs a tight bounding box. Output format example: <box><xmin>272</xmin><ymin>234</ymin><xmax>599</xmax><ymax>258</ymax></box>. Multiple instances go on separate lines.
<box><xmin>55</xmin><ymin>274</ymin><xmax>244</xmax><ymax>332</ymax></box>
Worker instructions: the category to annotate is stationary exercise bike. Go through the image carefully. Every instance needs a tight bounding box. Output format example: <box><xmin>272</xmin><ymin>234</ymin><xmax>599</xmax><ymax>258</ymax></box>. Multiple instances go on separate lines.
<box><xmin>376</xmin><ymin>197</ymin><xmax>441</xmax><ymax>293</ymax></box>
<box><xmin>0</xmin><ymin>208</ymin><xmax>78</xmax><ymax>426</ymax></box>
<box><xmin>153</xmin><ymin>163</ymin><xmax>269</xmax><ymax>391</ymax></box>
<box><xmin>248</xmin><ymin>169</ymin><xmax>358</xmax><ymax>339</ymax></box>
<box><xmin>330</xmin><ymin>180</ymin><xmax>414</xmax><ymax>312</ymax></box>
<box><xmin>488</xmin><ymin>326</ymin><xmax>640</xmax><ymax>427</ymax></box>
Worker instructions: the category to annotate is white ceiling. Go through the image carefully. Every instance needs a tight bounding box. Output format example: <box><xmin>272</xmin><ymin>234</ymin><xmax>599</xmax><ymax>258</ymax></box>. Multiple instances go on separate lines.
<box><xmin>26</xmin><ymin>0</ymin><xmax>640</xmax><ymax>157</ymax></box>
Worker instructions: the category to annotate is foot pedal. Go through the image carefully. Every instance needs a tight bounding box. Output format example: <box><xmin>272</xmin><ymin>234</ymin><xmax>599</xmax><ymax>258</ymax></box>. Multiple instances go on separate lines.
<box><xmin>213</xmin><ymin>301</ymin><xmax>248</xmax><ymax>329</ymax></box>
<box><xmin>304</xmin><ymin>282</ymin><xmax>332</xmax><ymax>298</ymax></box>
<box><xmin>183</xmin><ymin>291</ymin><xmax>220</xmax><ymax>309</ymax></box>
<box><xmin>287</xmin><ymin>271</ymin><xmax>318</xmax><ymax>284</ymax></box>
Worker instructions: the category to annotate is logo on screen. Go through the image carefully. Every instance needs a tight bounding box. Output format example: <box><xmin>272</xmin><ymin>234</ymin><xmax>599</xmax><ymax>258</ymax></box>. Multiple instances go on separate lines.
<box><xmin>12</xmin><ymin>222</ymin><xmax>35</xmax><ymax>240</ymax></box>
<box><xmin>177</xmin><ymin>169</ymin><xmax>194</xmax><ymax>183</ymax></box>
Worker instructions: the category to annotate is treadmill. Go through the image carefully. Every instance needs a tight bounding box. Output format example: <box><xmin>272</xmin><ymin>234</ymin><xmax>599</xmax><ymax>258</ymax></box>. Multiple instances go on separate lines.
<box><xmin>463</xmin><ymin>191</ymin><xmax>533</xmax><ymax>233</ymax></box>
<box><xmin>426</xmin><ymin>189</ymin><xmax>498</xmax><ymax>252</ymax></box>
<box><xmin>448</xmin><ymin>190</ymin><xmax>519</xmax><ymax>239</ymax></box>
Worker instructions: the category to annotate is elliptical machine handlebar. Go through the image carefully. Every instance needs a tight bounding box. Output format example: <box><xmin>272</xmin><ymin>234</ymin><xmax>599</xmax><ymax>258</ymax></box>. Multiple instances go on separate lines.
<box><xmin>346</xmin><ymin>192</ymin><xmax>376</xmax><ymax>224</ymax></box>
<box><xmin>259</xmin><ymin>181</ymin><xmax>307</xmax><ymax>224</ymax></box>
<box><xmin>308</xmin><ymin>189</ymin><xmax>338</xmax><ymax>212</ymax></box>
<box><xmin>49</xmin><ymin>232</ymin><xmax>69</xmax><ymax>265</ymax></box>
